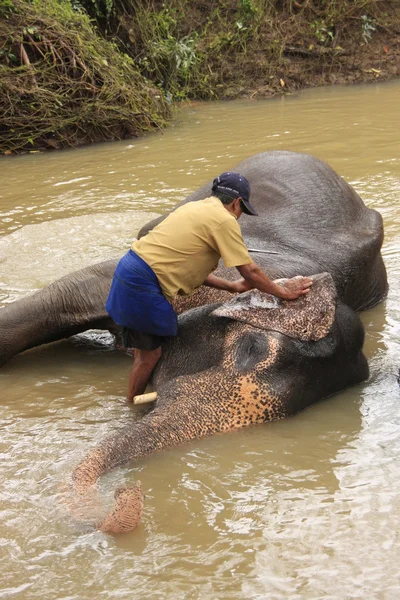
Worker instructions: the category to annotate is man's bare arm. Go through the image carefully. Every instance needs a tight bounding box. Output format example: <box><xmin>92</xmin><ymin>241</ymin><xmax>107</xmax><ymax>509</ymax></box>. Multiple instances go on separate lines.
<box><xmin>203</xmin><ymin>273</ymin><xmax>240</xmax><ymax>293</ymax></box>
<box><xmin>204</xmin><ymin>267</ymin><xmax>312</xmax><ymax>298</ymax></box>
<box><xmin>237</xmin><ymin>263</ymin><xmax>312</xmax><ymax>300</ymax></box>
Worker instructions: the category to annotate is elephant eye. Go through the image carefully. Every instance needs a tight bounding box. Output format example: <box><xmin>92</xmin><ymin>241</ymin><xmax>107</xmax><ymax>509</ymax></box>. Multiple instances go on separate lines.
<box><xmin>235</xmin><ymin>331</ymin><xmax>268</xmax><ymax>372</ymax></box>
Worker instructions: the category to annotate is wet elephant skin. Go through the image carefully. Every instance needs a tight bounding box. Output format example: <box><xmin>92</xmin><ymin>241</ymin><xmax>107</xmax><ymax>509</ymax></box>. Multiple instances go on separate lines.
<box><xmin>0</xmin><ymin>150</ymin><xmax>387</xmax><ymax>367</ymax></box>
<box><xmin>71</xmin><ymin>274</ymin><xmax>368</xmax><ymax>534</ymax></box>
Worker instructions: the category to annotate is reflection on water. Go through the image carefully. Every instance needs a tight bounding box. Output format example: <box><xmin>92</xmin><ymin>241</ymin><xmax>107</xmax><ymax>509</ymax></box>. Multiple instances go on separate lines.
<box><xmin>1</xmin><ymin>79</ymin><xmax>400</xmax><ymax>599</ymax></box>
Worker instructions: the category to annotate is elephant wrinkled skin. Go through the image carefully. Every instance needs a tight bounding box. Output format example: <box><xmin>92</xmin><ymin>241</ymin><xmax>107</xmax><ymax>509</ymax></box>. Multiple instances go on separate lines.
<box><xmin>0</xmin><ymin>151</ymin><xmax>388</xmax><ymax>534</ymax></box>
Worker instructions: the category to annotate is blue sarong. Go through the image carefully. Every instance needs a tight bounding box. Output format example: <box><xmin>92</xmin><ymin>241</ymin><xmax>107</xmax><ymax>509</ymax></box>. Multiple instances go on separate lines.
<box><xmin>106</xmin><ymin>250</ymin><xmax>178</xmax><ymax>337</ymax></box>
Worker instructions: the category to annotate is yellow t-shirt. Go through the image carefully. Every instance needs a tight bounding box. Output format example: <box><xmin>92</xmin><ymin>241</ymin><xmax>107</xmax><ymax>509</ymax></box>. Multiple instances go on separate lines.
<box><xmin>132</xmin><ymin>196</ymin><xmax>253</xmax><ymax>302</ymax></box>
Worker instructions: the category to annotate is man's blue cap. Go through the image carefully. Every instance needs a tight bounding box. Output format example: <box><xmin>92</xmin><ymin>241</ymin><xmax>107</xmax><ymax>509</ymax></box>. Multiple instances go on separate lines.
<box><xmin>212</xmin><ymin>172</ymin><xmax>258</xmax><ymax>216</ymax></box>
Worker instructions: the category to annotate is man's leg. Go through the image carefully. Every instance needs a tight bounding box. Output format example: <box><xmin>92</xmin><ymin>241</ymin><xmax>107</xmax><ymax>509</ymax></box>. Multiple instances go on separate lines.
<box><xmin>127</xmin><ymin>346</ymin><xmax>162</xmax><ymax>402</ymax></box>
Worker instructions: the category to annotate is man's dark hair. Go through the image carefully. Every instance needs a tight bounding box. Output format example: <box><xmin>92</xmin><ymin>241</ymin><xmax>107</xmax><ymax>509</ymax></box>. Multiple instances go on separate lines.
<box><xmin>212</xmin><ymin>171</ymin><xmax>257</xmax><ymax>216</ymax></box>
<box><xmin>212</xmin><ymin>190</ymin><xmax>252</xmax><ymax>215</ymax></box>
<box><xmin>212</xmin><ymin>190</ymin><xmax>237</xmax><ymax>205</ymax></box>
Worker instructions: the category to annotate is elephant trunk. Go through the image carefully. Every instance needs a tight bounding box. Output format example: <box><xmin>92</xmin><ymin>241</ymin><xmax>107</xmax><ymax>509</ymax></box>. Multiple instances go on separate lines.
<box><xmin>70</xmin><ymin>425</ymin><xmax>154</xmax><ymax>535</ymax></box>
<box><xmin>70</xmin><ymin>381</ymin><xmax>231</xmax><ymax>534</ymax></box>
<box><xmin>97</xmin><ymin>483</ymin><xmax>144</xmax><ymax>534</ymax></box>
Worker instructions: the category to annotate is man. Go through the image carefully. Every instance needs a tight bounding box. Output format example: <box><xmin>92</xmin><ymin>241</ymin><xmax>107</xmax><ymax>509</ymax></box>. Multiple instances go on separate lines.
<box><xmin>106</xmin><ymin>172</ymin><xmax>312</xmax><ymax>402</ymax></box>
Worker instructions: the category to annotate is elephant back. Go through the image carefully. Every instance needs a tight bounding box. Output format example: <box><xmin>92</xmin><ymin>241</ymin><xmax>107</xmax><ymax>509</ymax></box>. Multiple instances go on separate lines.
<box><xmin>139</xmin><ymin>151</ymin><xmax>387</xmax><ymax>311</ymax></box>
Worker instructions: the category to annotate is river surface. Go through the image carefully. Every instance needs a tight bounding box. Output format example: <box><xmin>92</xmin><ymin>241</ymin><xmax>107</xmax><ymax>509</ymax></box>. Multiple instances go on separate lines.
<box><xmin>1</xmin><ymin>80</ymin><xmax>400</xmax><ymax>600</ymax></box>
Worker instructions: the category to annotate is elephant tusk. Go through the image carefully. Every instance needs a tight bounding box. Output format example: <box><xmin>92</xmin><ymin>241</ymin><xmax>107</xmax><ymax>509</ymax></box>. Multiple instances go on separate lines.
<box><xmin>133</xmin><ymin>391</ymin><xmax>158</xmax><ymax>405</ymax></box>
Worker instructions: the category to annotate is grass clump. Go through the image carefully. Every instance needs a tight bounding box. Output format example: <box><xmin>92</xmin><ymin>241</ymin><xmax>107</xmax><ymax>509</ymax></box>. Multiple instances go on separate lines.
<box><xmin>0</xmin><ymin>0</ymin><xmax>172</xmax><ymax>154</ymax></box>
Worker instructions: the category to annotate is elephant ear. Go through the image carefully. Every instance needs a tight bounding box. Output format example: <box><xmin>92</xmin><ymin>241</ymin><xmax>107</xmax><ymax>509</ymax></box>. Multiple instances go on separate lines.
<box><xmin>211</xmin><ymin>272</ymin><xmax>337</xmax><ymax>342</ymax></box>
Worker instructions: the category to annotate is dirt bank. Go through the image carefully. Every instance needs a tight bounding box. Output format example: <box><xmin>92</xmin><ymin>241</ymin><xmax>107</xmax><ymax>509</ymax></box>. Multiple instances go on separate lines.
<box><xmin>183</xmin><ymin>0</ymin><xmax>400</xmax><ymax>99</ymax></box>
<box><xmin>242</xmin><ymin>29</ymin><xmax>400</xmax><ymax>100</ymax></box>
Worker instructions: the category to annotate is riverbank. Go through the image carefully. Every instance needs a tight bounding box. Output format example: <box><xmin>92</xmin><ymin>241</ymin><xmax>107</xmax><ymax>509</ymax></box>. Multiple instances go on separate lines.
<box><xmin>1</xmin><ymin>0</ymin><xmax>399</xmax><ymax>154</ymax></box>
<box><xmin>258</xmin><ymin>29</ymin><xmax>400</xmax><ymax>97</ymax></box>
<box><xmin>240</xmin><ymin>29</ymin><xmax>400</xmax><ymax>100</ymax></box>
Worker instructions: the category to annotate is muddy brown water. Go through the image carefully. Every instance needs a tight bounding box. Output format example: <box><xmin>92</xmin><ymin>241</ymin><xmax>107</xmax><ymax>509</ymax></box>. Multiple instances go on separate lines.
<box><xmin>1</xmin><ymin>80</ymin><xmax>400</xmax><ymax>600</ymax></box>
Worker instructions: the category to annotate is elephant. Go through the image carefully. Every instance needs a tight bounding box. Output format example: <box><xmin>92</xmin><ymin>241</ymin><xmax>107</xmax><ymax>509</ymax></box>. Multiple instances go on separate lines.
<box><xmin>0</xmin><ymin>150</ymin><xmax>388</xmax><ymax>532</ymax></box>
<box><xmin>0</xmin><ymin>151</ymin><xmax>387</xmax><ymax>367</ymax></box>
<box><xmin>71</xmin><ymin>272</ymin><xmax>368</xmax><ymax>533</ymax></box>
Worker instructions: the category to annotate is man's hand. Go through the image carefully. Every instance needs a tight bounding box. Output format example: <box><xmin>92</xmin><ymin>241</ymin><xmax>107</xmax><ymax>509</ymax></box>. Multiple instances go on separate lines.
<box><xmin>237</xmin><ymin>263</ymin><xmax>313</xmax><ymax>300</ymax></box>
<box><xmin>279</xmin><ymin>277</ymin><xmax>313</xmax><ymax>300</ymax></box>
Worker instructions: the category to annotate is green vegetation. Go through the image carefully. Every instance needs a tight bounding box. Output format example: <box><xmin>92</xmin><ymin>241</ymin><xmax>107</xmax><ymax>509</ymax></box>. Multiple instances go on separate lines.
<box><xmin>0</xmin><ymin>0</ymin><xmax>397</xmax><ymax>153</ymax></box>
<box><xmin>74</xmin><ymin>0</ymin><xmax>395</xmax><ymax>100</ymax></box>
<box><xmin>0</xmin><ymin>0</ymin><xmax>171</xmax><ymax>153</ymax></box>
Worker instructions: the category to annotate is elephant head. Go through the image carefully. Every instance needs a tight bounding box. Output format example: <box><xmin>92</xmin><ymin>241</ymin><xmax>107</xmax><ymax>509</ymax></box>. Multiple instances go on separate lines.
<box><xmin>71</xmin><ymin>272</ymin><xmax>368</xmax><ymax>534</ymax></box>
